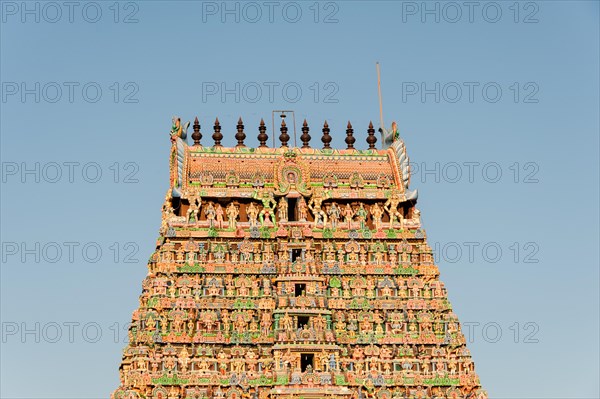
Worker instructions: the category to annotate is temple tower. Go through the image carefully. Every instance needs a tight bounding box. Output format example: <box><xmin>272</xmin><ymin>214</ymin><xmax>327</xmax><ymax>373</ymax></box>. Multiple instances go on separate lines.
<box><xmin>111</xmin><ymin>116</ymin><xmax>486</xmax><ymax>399</ymax></box>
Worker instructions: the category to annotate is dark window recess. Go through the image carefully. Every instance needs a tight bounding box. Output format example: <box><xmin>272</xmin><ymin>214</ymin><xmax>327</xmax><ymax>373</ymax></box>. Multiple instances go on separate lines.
<box><xmin>291</xmin><ymin>249</ymin><xmax>302</xmax><ymax>262</ymax></box>
<box><xmin>298</xmin><ymin>316</ymin><xmax>310</xmax><ymax>328</ymax></box>
<box><xmin>295</xmin><ymin>284</ymin><xmax>306</xmax><ymax>297</ymax></box>
<box><xmin>172</xmin><ymin>197</ymin><xmax>181</xmax><ymax>216</ymax></box>
<box><xmin>301</xmin><ymin>353</ymin><xmax>314</xmax><ymax>372</ymax></box>
<box><xmin>288</xmin><ymin>198</ymin><xmax>297</xmax><ymax>221</ymax></box>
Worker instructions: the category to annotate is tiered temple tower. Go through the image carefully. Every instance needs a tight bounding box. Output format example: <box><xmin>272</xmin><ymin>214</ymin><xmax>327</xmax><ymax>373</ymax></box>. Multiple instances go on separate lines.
<box><xmin>112</xmin><ymin>116</ymin><xmax>487</xmax><ymax>399</ymax></box>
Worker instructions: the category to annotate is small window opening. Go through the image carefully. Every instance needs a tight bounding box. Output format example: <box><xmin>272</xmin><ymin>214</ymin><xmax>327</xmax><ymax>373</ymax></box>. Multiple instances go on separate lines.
<box><xmin>288</xmin><ymin>198</ymin><xmax>297</xmax><ymax>221</ymax></box>
<box><xmin>291</xmin><ymin>249</ymin><xmax>302</xmax><ymax>262</ymax></box>
<box><xmin>301</xmin><ymin>353</ymin><xmax>314</xmax><ymax>372</ymax></box>
<box><xmin>298</xmin><ymin>316</ymin><xmax>310</xmax><ymax>328</ymax></box>
<box><xmin>295</xmin><ymin>284</ymin><xmax>306</xmax><ymax>297</ymax></box>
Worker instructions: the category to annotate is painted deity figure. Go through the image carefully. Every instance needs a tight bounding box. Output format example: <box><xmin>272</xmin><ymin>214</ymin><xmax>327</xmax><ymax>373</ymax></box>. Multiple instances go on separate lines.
<box><xmin>205</xmin><ymin>202</ymin><xmax>216</xmax><ymax>228</ymax></box>
<box><xmin>320</xmin><ymin>350</ymin><xmax>329</xmax><ymax>371</ymax></box>
<box><xmin>261</xmin><ymin>311</ymin><xmax>272</xmax><ymax>335</ymax></box>
<box><xmin>384</xmin><ymin>191</ymin><xmax>404</xmax><ymax>228</ymax></box>
<box><xmin>328</xmin><ymin>202</ymin><xmax>341</xmax><ymax>229</ymax></box>
<box><xmin>234</xmin><ymin>313</ymin><xmax>247</xmax><ymax>332</ymax></box>
<box><xmin>343</xmin><ymin>203</ymin><xmax>354</xmax><ymax>229</ymax></box>
<box><xmin>355</xmin><ymin>203</ymin><xmax>368</xmax><ymax>230</ymax></box>
<box><xmin>220</xmin><ymin>309</ymin><xmax>231</xmax><ymax>333</ymax></box>
<box><xmin>246</xmin><ymin>202</ymin><xmax>259</xmax><ymax>227</ymax></box>
<box><xmin>164</xmin><ymin>205</ymin><xmax>176</xmax><ymax>224</ymax></box>
<box><xmin>178</xmin><ymin>347</ymin><xmax>190</xmax><ymax>371</ymax></box>
<box><xmin>274</xmin><ymin>351</ymin><xmax>282</xmax><ymax>371</ymax></box>
<box><xmin>249</xmin><ymin>317</ymin><xmax>259</xmax><ymax>334</ymax></box>
<box><xmin>335</xmin><ymin>318</ymin><xmax>346</xmax><ymax>334</ymax></box>
<box><xmin>253</xmin><ymin>190</ymin><xmax>277</xmax><ymax>225</ymax></box>
<box><xmin>172</xmin><ymin>314</ymin><xmax>184</xmax><ymax>333</ymax></box>
<box><xmin>281</xmin><ymin>312</ymin><xmax>293</xmax><ymax>332</ymax></box>
<box><xmin>263</xmin><ymin>244</ymin><xmax>274</xmax><ymax>262</ymax></box>
<box><xmin>297</xmin><ymin>196</ymin><xmax>308</xmax><ymax>222</ymax></box>
<box><xmin>168</xmin><ymin>385</ymin><xmax>180</xmax><ymax>399</ymax></box>
<box><xmin>370</xmin><ymin>203</ymin><xmax>384</xmax><ymax>230</ymax></box>
<box><xmin>313</xmin><ymin>314</ymin><xmax>326</xmax><ymax>332</ymax></box>
<box><xmin>186</xmin><ymin>196</ymin><xmax>201</xmax><ymax>224</ymax></box>
<box><xmin>146</xmin><ymin>314</ymin><xmax>156</xmax><ymax>332</ymax></box>
<box><xmin>283</xmin><ymin>349</ymin><xmax>295</xmax><ymax>370</ymax></box>
<box><xmin>277</xmin><ymin>197</ymin><xmax>288</xmax><ymax>223</ymax></box>
<box><xmin>309</xmin><ymin>190</ymin><xmax>328</xmax><ymax>228</ymax></box>
<box><xmin>329</xmin><ymin>354</ymin><xmax>337</xmax><ymax>371</ymax></box>
<box><xmin>381</xmin><ymin>283</ymin><xmax>393</xmax><ymax>297</ymax></box>
<box><xmin>215</xmin><ymin>204</ymin><xmax>224</xmax><ymax>228</ymax></box>
<box><xmin>226</xmin><ymin>202</ymin><xmax>239</xmax><ymax>229</ymax></box>
<box><xmin>411</xmin><ymin>207</ymin><xmax>421</xmax><ymax>224</ymax></box>
<box><xmin>251</xmin><ymin>277</ymin><xmax>260</xmax><ymax>296</ymax></box>
<box><xmin>262</xmin><ymin>278</ymin><xmax>272</xmax><ymax>295</ymax></box>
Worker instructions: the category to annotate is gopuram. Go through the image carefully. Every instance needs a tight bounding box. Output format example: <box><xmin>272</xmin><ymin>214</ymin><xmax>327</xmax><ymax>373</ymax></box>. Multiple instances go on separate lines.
<box><xmin>112</xmin><ymin>116</ymin><xmax>487</xmax><ymax>399</ymax></box>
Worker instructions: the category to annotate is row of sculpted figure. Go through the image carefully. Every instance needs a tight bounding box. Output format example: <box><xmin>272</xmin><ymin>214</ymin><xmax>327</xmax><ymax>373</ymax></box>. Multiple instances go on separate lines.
<box><xmin>121</xmin><ymin>343</ymin><xmax>475</xmax><ymax>376</ymax></box>
<box><xmin>141</xmin><ymin>273</ymin><xmax>446</xmax><ymax>302</ymax></box>
<box><xmin>162</xmin><ymin>193</ymin><xmax>421</xmax><ymax>232</ymax></box>
<box><xmin>132</xmin><ymin>308</ymin><xmax>275</xmax><ymax>339</ymax></box>
<box><xmin>119</xmin><ymin>383</ymin><xmax>484</xmax><ymax>399</ymax></box>
<box><xmin>327</xmin><ymin>276</ymin><xmax>446</xmax><ymax>299</ymax></box>
<box><xmin>151</xmin><ymin>239</ymin><xmax>433</xmax><ymax>270</ymax></box>
<box><xmin>121</xmin><ymin>382</ymin><xmax>484</xmax><ymax>399</ymax></box>
<box><xmin>130</xmin><ymin>297</ymin><xmax>464</xmax><ymax>343</ymax></box>
<box><xmin>119</xmin><ymin>341</ymin><xmax>481</xmax><ymax>398</ymax></box>
<box><xmin>143</xmin><ymin>275</ymin><xmax>275</xmax><ymax>298</ymax></box>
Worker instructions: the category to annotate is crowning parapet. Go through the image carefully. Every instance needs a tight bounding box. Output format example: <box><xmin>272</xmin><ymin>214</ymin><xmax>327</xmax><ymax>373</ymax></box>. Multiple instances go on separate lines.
<box><xmin>112</xmin><ymin>116</ymin><xmax>487</xmax><ymax>399</ymax></box>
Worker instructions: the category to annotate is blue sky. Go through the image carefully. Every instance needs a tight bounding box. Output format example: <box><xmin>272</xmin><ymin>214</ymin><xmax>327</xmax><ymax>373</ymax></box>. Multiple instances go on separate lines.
<box><xmin>1</xmin><ymin>1</ymin><xmax>599</xmax><ymax>398</ymax></box>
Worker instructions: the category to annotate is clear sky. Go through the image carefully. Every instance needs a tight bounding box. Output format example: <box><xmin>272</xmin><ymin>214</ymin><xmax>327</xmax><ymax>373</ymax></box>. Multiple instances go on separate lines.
<box><xmin>1</xmin><ymin>1</ymin><xmax>598</xmax><ymax>398</ymax></box>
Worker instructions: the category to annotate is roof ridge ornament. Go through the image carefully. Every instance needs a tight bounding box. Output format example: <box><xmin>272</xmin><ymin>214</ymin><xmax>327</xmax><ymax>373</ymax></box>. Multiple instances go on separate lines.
<box><xmin>212</xmin><ymin>117</ymin><xmax>223</xmax><ymax>147</ymax></box>
<box><xmin>367</xmin><ymin>121</ymin><xmax>377</xmax><ymax>149</ymax></box>
<box><xmin>300</xmin><ymin>119</ymin><xmax>311</xmax><ymax>148</ymax></box>
<box><xmin>257</xmin><ymin>118</ymin><xmax>268</xmax><ymax>148</ymax></box>
<box><xmin>283</xmin><ymin>149</ymin><xmax>297</xmax><ymax>158</ymax></box>
<box><xmin>192</xmin><ymin>117</ymin><xmax>202</xmax><ymax>146</ymax></box>
<box><xmin>235</xmin><ymin>117</ymin><xmax>246</xmax><ymax>147</ymax></box>
<box><xmin>381</xmin><ymin>121</ymin><xmax>400</xmax><ymax>148</ymax></box>
<box><xmin>279</xmin><ymin>118</ymin><xmax>290</xmax><ymax>147</ymax></box>
<box><xmin>170</xmin><ymin>116</ymin><xmax>190</xmax><ymax>143</ymax></box>
<box><xmin>321</xmin><ymin>120</ymin><xmax>332</xmax><ymax>149</ymax></box>
<box><xmin>345</xmin><ymin>121</ymin><xmax>355</xmax><ymax>150</ymax></box>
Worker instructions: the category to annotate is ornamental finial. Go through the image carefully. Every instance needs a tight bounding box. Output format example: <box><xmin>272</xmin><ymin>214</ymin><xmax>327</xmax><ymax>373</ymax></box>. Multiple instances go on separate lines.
<box><xmin>321</xmin><ymin>120</ymin><xmax>331</xmax><ymax>149</ymax></box>
<box><xmin>367</xmin><ymin>121</ymin><xmax>377</xmax><ymax>149</ymax></box>
<box><xmin>235</xmin><ymin>117</ymin><xmax>246</xmax><ymax>147</ymax></box>
<box><xmin>192</xmin><ymin>117</ymin><xmax>202</xmax><ymax>146</ymax></box>
<box><xmin>301</xmin><ymin>119</ymin><xmax>311</xmax><ymax>148</ymax></box>
<box><xmin>258</xmin><ymin>118</ymin><xmax>268</xmax><ymax>148</ymax></box>
<box><xmin>279</xmin><ymin>119</ymin><xmax>290</xmax><ymax>147</ymax></box>
<box><xmin>212</xmin><ymin>117</ymin><xmax>223</xmax><ymax>147</ymax></box>
<box><xmin>345</xmin><ymin>121</ymin><xmax>355</xmax><ymax>149</ymax></box>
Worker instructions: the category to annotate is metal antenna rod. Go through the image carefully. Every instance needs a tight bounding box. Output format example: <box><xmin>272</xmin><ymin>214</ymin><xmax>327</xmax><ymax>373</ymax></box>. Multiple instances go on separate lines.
<box><xmin>376</xmin><ymin>62</ymin><xmax>385</xmax><ymax>148</ymax></box>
